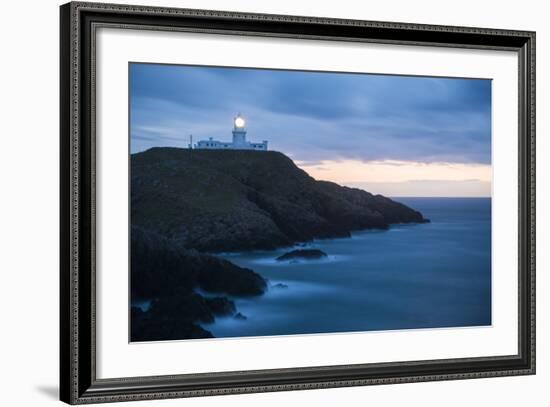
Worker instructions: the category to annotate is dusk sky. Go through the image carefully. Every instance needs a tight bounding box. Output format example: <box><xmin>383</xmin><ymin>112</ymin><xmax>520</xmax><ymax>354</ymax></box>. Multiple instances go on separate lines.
<box><xmin>130</xmin><ymin>63</ymin><xmax>492</xmax><ymax>197</ymax></box>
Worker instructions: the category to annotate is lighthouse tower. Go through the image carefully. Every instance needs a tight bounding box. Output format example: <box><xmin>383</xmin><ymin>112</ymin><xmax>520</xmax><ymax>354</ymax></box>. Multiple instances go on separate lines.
<box><xmin>232</xmin><ymin>113</ymin><xmax>247</xmax><ymax>147</ymax></box>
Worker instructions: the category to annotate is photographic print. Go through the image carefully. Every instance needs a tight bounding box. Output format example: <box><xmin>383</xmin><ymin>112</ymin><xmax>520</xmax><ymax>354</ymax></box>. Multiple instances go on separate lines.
<box><xmin>129</xmin><ymin>63</ymin><xmax>492</xmax><ymax>342</ymax></box>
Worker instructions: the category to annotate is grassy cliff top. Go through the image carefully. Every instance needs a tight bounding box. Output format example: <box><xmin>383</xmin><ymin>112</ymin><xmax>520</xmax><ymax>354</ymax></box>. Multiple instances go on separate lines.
<box><xmin>131</xmin><ymin>148</ymin><xmax>427</xmax><ymax>252</ymax></box>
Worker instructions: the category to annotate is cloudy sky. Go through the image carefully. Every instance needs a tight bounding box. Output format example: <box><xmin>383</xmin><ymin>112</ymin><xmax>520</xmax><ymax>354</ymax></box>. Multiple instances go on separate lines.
<box><xmin>130</xmin><ymin>63</ymin><xmax>491</xmax><ymax>197</ymax></box>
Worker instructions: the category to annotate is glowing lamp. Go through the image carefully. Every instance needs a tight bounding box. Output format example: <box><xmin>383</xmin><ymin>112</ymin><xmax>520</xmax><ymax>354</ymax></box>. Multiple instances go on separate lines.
<box><xmin>234</xmin><ymin>116</ymin><xmax>245</xmax><ymax>128</ymax></box>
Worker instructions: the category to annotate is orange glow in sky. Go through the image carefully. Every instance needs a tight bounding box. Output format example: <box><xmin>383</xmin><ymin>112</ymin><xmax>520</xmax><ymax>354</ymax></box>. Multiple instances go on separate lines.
<box><xmin>297</xmin><ymin>159</ymin><xmax>491</xmax><ymax>197</ymax></box>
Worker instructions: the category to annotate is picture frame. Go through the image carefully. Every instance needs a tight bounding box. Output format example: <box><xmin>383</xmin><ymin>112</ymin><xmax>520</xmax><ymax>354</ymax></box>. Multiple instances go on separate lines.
<box><xmin>60</xmin><ymin>1</ymin><xmax>536</xmax><ymax>404</ymax></box>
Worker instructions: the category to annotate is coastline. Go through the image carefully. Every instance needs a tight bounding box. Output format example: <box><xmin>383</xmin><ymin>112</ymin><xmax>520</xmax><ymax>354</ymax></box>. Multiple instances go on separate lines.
<box><xmin>199</xmin><ymin>197</ymin><xmax>491</xmax><ymax>339</ymax></box>
<box><xmin>129</xmin><ymin>149</ymin><xmax>440</xmax><ymax>341</ymax></box>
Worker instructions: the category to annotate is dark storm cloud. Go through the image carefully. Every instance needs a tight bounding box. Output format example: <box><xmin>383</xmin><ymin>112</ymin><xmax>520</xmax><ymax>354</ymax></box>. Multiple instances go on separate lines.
<box><xmin>130</xmin><ymin>63</ymin><xmax>491</xmax><ymax>164</ymax></box>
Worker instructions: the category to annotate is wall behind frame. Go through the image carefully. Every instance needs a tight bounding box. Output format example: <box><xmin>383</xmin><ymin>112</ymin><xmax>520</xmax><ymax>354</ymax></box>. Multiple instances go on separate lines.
<box><xmin>0</xmin><ymin>0</ymin><xmax>546</xmax><ymax>406</ymax></box>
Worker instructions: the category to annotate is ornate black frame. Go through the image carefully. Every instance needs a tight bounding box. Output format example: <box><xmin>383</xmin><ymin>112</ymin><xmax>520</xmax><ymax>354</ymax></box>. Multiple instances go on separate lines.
<box><xmin>60</xmin><ymin>1</ymin><xmax>536</xmax><ymax>404</ymax></box>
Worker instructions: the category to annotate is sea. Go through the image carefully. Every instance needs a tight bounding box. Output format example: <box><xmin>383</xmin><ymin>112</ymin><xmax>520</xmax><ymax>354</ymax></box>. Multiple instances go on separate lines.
<box><xmin>205</xmin><ymin>197</ymin><xmax>492</xmax><ymax>339</ymax></box>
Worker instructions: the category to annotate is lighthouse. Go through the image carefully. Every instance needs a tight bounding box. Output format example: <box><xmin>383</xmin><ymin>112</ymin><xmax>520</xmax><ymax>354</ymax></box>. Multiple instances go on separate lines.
<box><xmin>232</xmin><ymin>114</ymin><xmax>247</xmax><ymax>147</ymax></box>
<box><xmin>195</xmin><ymin>114</ymin><xmax>268</xmax><ymax>151</ymax></box>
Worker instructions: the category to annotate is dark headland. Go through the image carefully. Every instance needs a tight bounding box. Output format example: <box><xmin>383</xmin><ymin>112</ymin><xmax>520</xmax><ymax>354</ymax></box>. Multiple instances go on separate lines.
<box><xmin>130</xmin><ymin>148</ymin><xmax>429</xmax><ymax>341</ymax></box>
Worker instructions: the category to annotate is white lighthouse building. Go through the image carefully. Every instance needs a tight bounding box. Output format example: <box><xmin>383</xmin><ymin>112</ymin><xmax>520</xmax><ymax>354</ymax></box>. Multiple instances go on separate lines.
<box><xmin>195</xmin><ymin>114</ymin><xmax>268</xmax><ymax>151</ymax></box>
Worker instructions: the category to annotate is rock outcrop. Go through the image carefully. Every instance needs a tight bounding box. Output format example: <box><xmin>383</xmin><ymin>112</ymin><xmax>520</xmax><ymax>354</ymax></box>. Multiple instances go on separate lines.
<box><xmin>131</xmin><ymin>148</ymin><xmax>428</xmax><ymax>253</ymax></box>
<box><xmin>129</xmin><ymin>148</ymin><xmax>430</xmax><ymax>341</ymax></box>
<box><xmin>130</xmin><ymin>226</ymin><xmax>266</xmax><ymax>342</ymax></box>
<box><xmin>276</xmin><ymin>249</ymin><xmax>328</xmax><ymax>262</ymax></box>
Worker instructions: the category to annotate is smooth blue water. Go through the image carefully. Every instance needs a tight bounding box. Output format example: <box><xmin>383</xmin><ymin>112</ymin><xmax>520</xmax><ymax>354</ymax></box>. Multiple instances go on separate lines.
<box><xmin>205</xmin><ymin>198</ymin><xmax>491</xmax><ymax>338</ymax></box>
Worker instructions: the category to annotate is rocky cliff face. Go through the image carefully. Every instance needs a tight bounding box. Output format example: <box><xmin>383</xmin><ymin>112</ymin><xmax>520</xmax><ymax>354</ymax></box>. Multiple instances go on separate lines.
<box><xmin>131</xmin><ymin>148</ymin><xmax>428</xmax><ymax>252</ymax></box>
<box><xmin>130</xmin><ymin>148</ymin><xmax>430</xmax><ymax>341</ymax></box>
<box><xmin>130</xmin><ymin>226</ymin><xmax>266</xmax><ymax>342</ymax></box>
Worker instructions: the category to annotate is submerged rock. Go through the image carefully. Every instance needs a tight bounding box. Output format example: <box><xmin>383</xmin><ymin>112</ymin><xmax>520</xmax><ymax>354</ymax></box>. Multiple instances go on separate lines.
<box><xmin>276</xmin><ymin>249</ymin><xmax>328</xmax><ymax>262</ymax></box>
<box><xmin>234</xmin><ymin>312</ymin><xmax>247</xmax><ymax>320</ymax></box>
<box><xmin>272</xmin><ymin>283</ymin><xmax>289</xmax><ymax>289</ymax></box>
